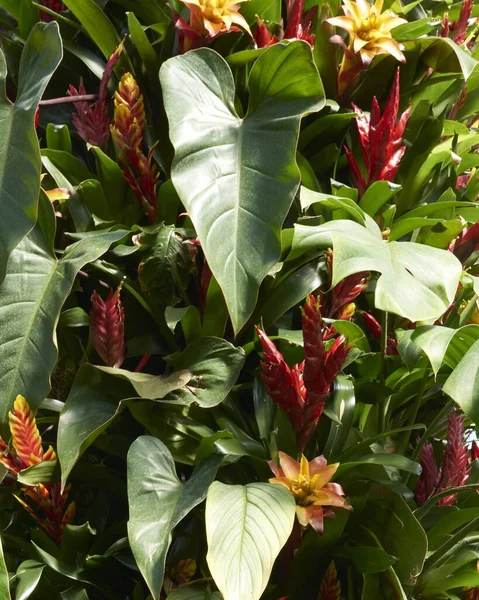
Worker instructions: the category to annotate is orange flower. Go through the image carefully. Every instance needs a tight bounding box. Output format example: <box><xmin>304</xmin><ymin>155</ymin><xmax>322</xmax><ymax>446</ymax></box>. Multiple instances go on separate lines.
<box><xmin>269</xmin><ymin>452</ymin><xmax>352</xmax><ymax>533</ymax></box>
<box><xmin>181</xmin><ymin>0</ymin><xmax>252</xmax><ymax>37</ymax></box>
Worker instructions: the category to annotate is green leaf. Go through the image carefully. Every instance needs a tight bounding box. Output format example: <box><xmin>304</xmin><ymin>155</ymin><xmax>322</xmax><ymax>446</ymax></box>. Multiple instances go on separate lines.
<box><xmin>61</xmin><ymin>0</ymin><xmax>121</xmax><ymax>61</ymax></box>
<box><xmin>0</xmin><ymin>22</ymin><xmax>62</xmax><ymax>284</ymax></box>
<box><xmin>0</xmin><ymin>536</ymin><xmax>10</xmax><ymax>600</ymax></box>
<box><xmin>334</xmin><ymin>546</ymin><xmax>395</xmax><ymax>574</ymax></box>
<box><xmin>161</xmin><ymin>42</ymin><xmax>325</xmax><ymax>332</ymax></box>
<box><xmin>164</xmin><ymin>337</ymin><xmax>246</xmax><ymax>407</ymax></box>
<box><xmin>290</xmin><ymin>220</ymin><xmax>461</xmax><ymax>321</ymax></box>
<box><xmin>361</xmin><ymin>488</ymin><xmax>427</xmax><ymax>586</ymax></box>
<box><xmin>17</xmin><ymin>460</ymin><xmax>59</xmax><ymax>485</ymax></box>
<box><xmin>14</xmin><ymin>560</ymin><xmax>44</xmax><ymax>600</ymax></box>
<box><xmin>58</xmin><ymin>363</ymin><xmax>190</xmax><ymax>487</ymax></box>
<box><xmin>406</xmin><ymin>36</ymin><xmax>478</xmax><ymax>81</ymax></box>
<box><xmin>206</xmin><ymin>481</ymin><xmax>295</xmax><ymax>600</ymax></box>
<box><xmin>168</xmin><ymin>590</ymin><xmax>222</xmax><ymax>600</ymax></box>
<box><xmin>127</xmin><ymin>436</ymin><xmax>221</xmax><ymax>600</ymax></box>
<box><xmin>240</xmin><ymin>0</ymin><xmax>280</xmax><ymax>23</ymax></box>
<box><xmin>443</xmin><ymin>338</ymin><xmax>479</xmax><ymax>424</ymax></box>
<box><xmin>0</xmin><ymin>211</ymin><xmax>128</xmax><ymax>427</ymax></box>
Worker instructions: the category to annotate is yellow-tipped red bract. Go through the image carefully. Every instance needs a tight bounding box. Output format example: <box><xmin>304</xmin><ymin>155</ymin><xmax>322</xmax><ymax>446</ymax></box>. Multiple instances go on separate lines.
<box><xmin>0</xmin><ymin>395</ymin><xmax>74</xmax><ymax>543</ymax></box>
<box><xmin>4</xmin><ymin>395</ymin><xmax>55</xmax><ymax>469</ymax></box>
<box><xmin>328</xmin><ymin>0</ymin><xmax>406</xmax><ymax>64</ymax></box>
<box><xmin>269</xmin><ymin>452</ymin><xmax>352</xmax><ymax>533</ymax></box>
<box><xmin>319</xmin><ymin>561</ymin><xmax>341</xmax><ymax>600</ymax></box>
<box><xmin>111</xmin><ymin>73</ymin><xmax>159</xmax><ymax>222</ymax></box>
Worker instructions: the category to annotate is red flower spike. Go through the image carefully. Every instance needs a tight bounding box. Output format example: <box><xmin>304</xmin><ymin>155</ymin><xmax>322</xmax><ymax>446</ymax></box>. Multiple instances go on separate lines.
<box><xmin>256</xmin><ymin>326</ymin><xmax>306</xmax><ymax>432</ymax></box>
<box><xmin>68</xmin><ymin>43</ymin><xmax>123</xmax><ymax>151</ymax></box>
<box><xmin>40</xmin><ymin>0</ymin><xmax>67</xmax><ymax>22</ymax></box>
<box><xmin>284</xmin><ymin>0</ymin><xmax>316</xmax><ymax>45</ymax></box>
<box><xmin>437</xmin><ymin>412</ymin><xmax>469</xmax><ymax>505</ymax></box>
<box><xmin>452</xmin><ymin>221</ymin><xmax>479</xmax><ymax>263</ymax></box>
<box><xmin>347</xmin><ymin>68</ymin><xmax>410</xmax><ymax>197</ymax></box>
<box><xmin>452</xmin><ymin>0</ymin><xmax>473</xmax><ymax>45</ymax></box>
<box><xmin>254</xmin><ymin>17</ymin><xmax>278</xmax><ymax>48</ymax></box>
<box><xmin>327</xmin><ymin>269</ymin><xmax>368</xmax><ymax>319</ymax></box>
<box><xmin>471</xmin><ymin>440</ymin><xmax>479</xmax><ymax>462</ymax></box>
<box><xmin>415</xmin><ymin>442</ymin><xmax>439</xmax><ymax>506</ymax></box>
<box><xmin>90</xmin><ymin>285</ymin><xmax>125</xmax><ymax>368</ymax></box>
<box><xmin>319</xmin><ymin>561</ymin><xmax>341</xmax><ymax>600</ymax></box>
<box><xmin>9</xmin><ymin>395</ymin><xmax>45</xmax><ymax>469</ymax></box>
<box><xmin>361</xmin><ymin>311</ymin><xmax>398</xmax><ymax>355</ymax></box>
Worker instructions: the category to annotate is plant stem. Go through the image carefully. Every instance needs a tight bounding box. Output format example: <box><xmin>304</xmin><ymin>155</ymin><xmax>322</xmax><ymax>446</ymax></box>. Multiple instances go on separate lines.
<box><xmin>378</xmin><ymin>310</ymin><xmax>389</xmax><ymax>433</ymax></box>
<box><xmin>39</xmin><ymin>94</ymin><xmax>97</xmax><ymax>106</ymax></box>
<box><xmin>396</xmin><ymin>375</ymin><xmax>428</xmax><ymax>457</ymax></box>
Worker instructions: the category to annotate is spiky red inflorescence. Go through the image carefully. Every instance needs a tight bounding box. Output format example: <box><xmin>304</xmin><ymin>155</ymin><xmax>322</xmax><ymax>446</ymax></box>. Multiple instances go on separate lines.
<box><xmin>324</xmin><ymin>254</ymin><xmax>368</xmax><ymax>319</ymax></box>
<box><xmin>451</xmin><ymin>222</ymin><xmax>479</xmax><ymax>263</ymax></box>
<box><xmin>319</xmin><ymin>561</ymin><xmax>341</xmax><ymax>600</ymax></box>
<box><xmin>257</xmin><ymin>294</ymin><xmax>349</xmax><ymax>450</ymax></box>
<box><xmin>451</xmin><ymin>0</ymin><xmax>473</xmax><ymax>45</ymax></box>
<box><xmin>68</xmin><ymin>43</ymin><xmax>123</xmax><ymax>151</ymax></box>
<box><xmin>254</xmin><ymin>17</ymin><xmax>278</xmax><ymax>47</ymax></box>
<box><xmin>415</xmin><ymin>442</ymin><xmax>439</xmax><ymax>506</ymax></box>
<box><xmin>90</xmin><ymin>286</ymin><xmax>125</xmax><ymax>368</ymax></box>
<box><xmin>255</xmin><ymin>0</ymin><xmax>315</xmax><ymax>48</ymax></box>
<box><xmin>256</xmin><ymin>327</ymin><xmax>306</xmax><ymax>431</ymax></box>
<box><xmin>361</xmin><ymin>311</ymin><xmax>398</xmax><ymax>355</ymax></box>
<box><xmin>345</xmin><ymin>68</ymin><xmax>411</xmax><ymax>197</ymax></box>
<box><xmin>40</xmin><ymin>0</ymin><xmax>67</xmax><ymax>22</ymax></box>
<box><xmin>464</xmin><ymin>588</ymin><xmax>479</xmax><ymax>600</ymax></box>
<box><xmin>436</xmin><ymin>413</ymin><xmax>469</xmax><ymax>505</ymax></box>
<box><xmin>284</xmin><ymin>0</ymin><xmax>317</xmax><ymax>45</ymax></box>
<box><xmin>415</xmin><ymin>413</ymin><xmax>469</xmax><ymax>506</ymax></box>
<box><xmin>471</xmin><ymin>440</ymin><xmax>479</xmax><ymax>462</ymax></box>
<box><xmin>0</xmin><ymin>395</ymin><xmax>74</xmax><ymax>542</ymax></box>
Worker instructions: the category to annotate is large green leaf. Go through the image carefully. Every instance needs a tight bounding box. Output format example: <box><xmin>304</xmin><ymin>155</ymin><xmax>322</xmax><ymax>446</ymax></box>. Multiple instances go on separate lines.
<box><xmin>443</xmin><ymin>338</ymin><xmax>479</xmax><ymax>424</ymax></box>
<box><xmin>206</xmin><ymin>482</ymin><xmax>295</xmax><ymax>600</ymax></box>
<box><xmin>14</xmin><ymin>560</ymin><xmax>44</xmax><ymax>600</ymax></box>
<box><xmin>161</xmin><ymin>42</ymin><xmax>324</xmax><ymax>332</ymax></box>
<box><xmin>0</xmin><ymin>536</ymin><xmax>9</xmax><ymax>600</ymax></box>
<box><xmin>290</xmin><ymin>220</ymin><xmax>461</xmax><ymax>321</ymax></box>
<box><xmin>127</xmin><ymin>436</ymin><xmax>221</xmax><ymax>600</ymax></box>
<box><xmin>0</xmin><ymin>22</ymin><xmax>62</xmax><ymax>284</ymax></box>
<box><xmin>57</xmin><ymin>364</ymin><xmax>190</xmax><ymax>487</ymax></box>
<box><xmin>0</xmin><ymin>200</ymin><xmax>128</xmax><ymax>426</ymax></box>
<box><xmin>61</xmin><ymin>0</ymin><xmax>121</xmax><ymax>61</ymax></box>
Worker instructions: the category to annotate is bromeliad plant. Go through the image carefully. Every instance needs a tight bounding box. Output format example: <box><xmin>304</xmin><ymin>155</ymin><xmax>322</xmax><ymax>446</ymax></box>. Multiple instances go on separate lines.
<box><xmin>0</xmin><ymin>0</ymin><xmax>479</xmax><ymax>599</ymax></box>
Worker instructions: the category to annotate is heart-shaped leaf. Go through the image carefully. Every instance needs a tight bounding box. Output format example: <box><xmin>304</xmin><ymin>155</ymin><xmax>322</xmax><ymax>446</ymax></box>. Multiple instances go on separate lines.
<box><xmin>161</xmin><ymin>41</ymin><xmax>324</xmax><ymax>332</ymax></box>
<box><xmin>290</xmin><ymin>220</ymin><xmax>461</xmax><ymax>321</ymax></box>
<box><xmin>206</xmin><ymin>481</ymin><xmax>295</xmax><ymax>600</ymax></box>
<box><xmin>127</xmin><ymin>436</ymin><xmax>221</xmax><ymax>600</ymax></box>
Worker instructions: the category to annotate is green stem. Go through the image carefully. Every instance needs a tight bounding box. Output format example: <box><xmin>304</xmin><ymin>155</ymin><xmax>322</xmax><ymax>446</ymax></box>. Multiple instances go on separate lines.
<box><xmin>458</xmin><ymin>292</ymin><xmax>478</xmax><ymax>327</ymax></box>
<box><xmin>378</xmin><ymin>311</ymin><xmax>389</xmax><ymax>433</ymax></box>
<box><xmin>396</xmin><ymin>375</ymin><xmax>428</xmax><ymax>457</ymax></box>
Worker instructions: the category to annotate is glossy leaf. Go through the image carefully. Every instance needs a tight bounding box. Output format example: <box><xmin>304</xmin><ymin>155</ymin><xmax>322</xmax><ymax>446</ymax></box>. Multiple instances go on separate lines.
<box><xmin>0</xmin><ymin>22</ymin><xmax>62</xmax><ymax>284</ymax></box>
<box><xmin>206</xmin><ymin>481</ymin><xmax>295</xmax><ymax>600</ymax></box>
<box><xmin>57</xmin><ymin>364</ymin><xmax>191</xmax><ymax>487</ymax></box>
<box><xmin>14</xmin><ymin>560</ymin><xmax>44</xmax><ymax>600</ymax></box>
<box><xmin>127</xmin><ymin>436</ymin><xmax>221</xmax><ymax>600</ymax></box>
<box><xmin>161</xmin><ymin>42</ymin><xmax>325</xmax><ymax>332</ymax></box>
<box><xmin>0</xmin><ymin>201</ymin><xmax>128</xmax><ymax>427</ymax></box>
<box><xmin>0</xmin><ymin>535</ymin><xmax>9</xmax><ymax>600</ymax></box>
<box><xmin>444</xmin><ymin>338</ymin><xmax>479</xmax><ymax>424</ymax></box>
<box><xmin>290</xmin><ymin>220</ymin><xmax>461</xmax><ymax>321</ymax></box>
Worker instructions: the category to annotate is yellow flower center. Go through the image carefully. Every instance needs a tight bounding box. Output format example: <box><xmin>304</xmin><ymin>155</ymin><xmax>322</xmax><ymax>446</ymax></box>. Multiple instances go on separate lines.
<box><xmin>290</xmin><ymin>473</ymin><xmax>319</xmax><ymax>506</ymax></box>
<box><xmin>199</xmin><ymin>0</ymin><xmax>231</xmax><ymax>22</ymax></box>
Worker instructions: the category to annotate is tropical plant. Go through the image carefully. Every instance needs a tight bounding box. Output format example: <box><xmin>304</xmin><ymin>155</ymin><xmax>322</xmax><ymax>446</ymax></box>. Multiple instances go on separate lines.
<box><xmin>0</xmin><ymin>0</ymin><xmax>478</xmax><ymax>598</ymax></box>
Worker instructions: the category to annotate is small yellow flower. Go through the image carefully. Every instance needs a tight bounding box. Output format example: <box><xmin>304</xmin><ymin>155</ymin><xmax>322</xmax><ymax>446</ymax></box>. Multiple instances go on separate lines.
<box><xmin>328</xmin><ymin>0</ymin><xmax>406</xmax><ymax>64</ymax></box>
<box><xmin>269</xmin><ymin>452</ymin><xmax>352</xmax><ymax>533</ymax></box>
<box><xmin>181</xmin><ymin>0</ymin><xmax>252</xmax><ymax>37</ymax></box>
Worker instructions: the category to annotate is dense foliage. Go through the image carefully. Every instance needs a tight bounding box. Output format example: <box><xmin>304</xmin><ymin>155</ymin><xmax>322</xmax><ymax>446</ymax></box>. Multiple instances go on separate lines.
<box><xmin>0</xmin><ymin>0</ymin><xmax>479</xmax><ymax>598</ymax></box>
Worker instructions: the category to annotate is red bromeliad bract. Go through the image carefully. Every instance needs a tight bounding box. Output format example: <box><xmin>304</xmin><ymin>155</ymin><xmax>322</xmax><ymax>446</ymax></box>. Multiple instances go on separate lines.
<box><xmin>90</xmin><ymin>285</ymin><xmax>125</xmax><ymax>369</ymax></box>
<box><xmin>345</xmin><ymin>68</ymin><xmax>411</xmax><ymax>197</ymax></box>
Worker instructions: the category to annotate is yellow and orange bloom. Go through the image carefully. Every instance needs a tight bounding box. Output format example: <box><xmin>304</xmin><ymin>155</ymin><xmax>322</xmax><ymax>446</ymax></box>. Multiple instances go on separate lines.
<box><xmin>0</xmin><ymin>395</ymin><xmax>75</xmax><ymax>542</ymax></box>
<box><xmin>181</xmin><ymin>0</ymin><xmax>251</xmax><ymax>38</ymax></box>
<box><xmin>319</xmin><ymin>561</ymin><xmax>341</xmax><ymax>600</ymax></box>
<box><xmin>328</xmin><ymin>0</ymin><xmax>406</xmax><ymax>64</ymax></box>
<box><xmin>269</xmin><ymin>452</ymin><xmax>352</xmax><ymax>533</ymax></box>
